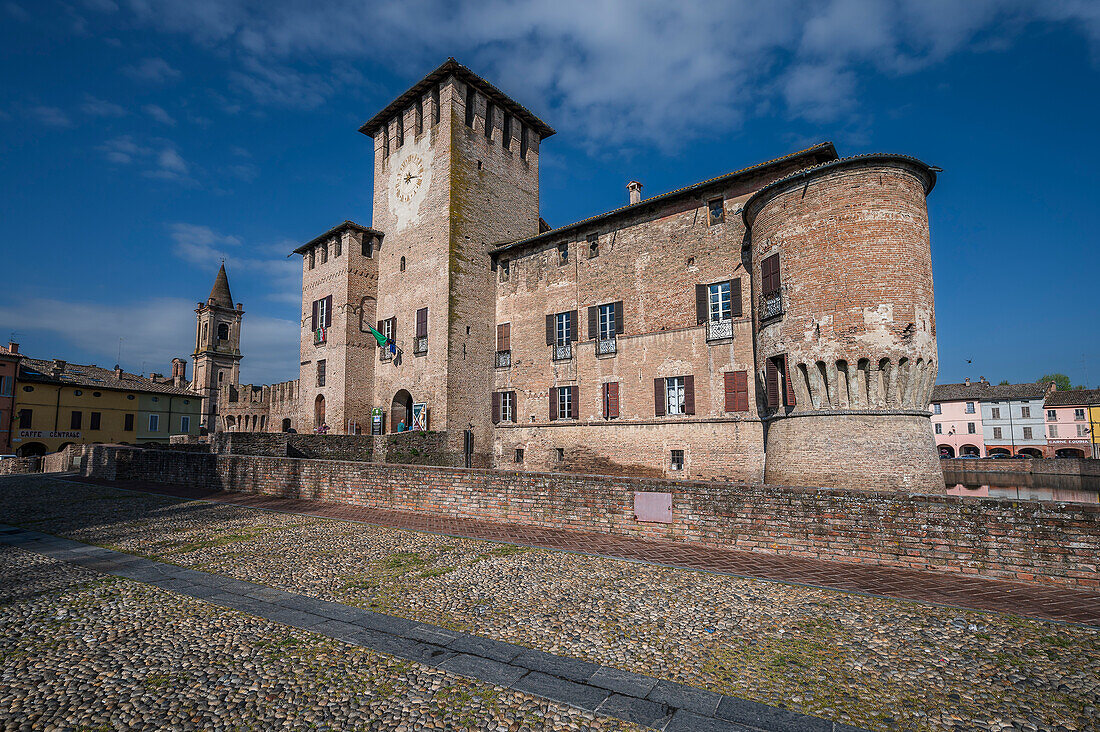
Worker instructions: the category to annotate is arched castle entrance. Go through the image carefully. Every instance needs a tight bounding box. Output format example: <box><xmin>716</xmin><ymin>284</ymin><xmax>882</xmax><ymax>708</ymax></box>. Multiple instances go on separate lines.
<box><xmin>391</xmin><ymin>390</ymin><xmax>412</xmax><ymax>431</ymax></box>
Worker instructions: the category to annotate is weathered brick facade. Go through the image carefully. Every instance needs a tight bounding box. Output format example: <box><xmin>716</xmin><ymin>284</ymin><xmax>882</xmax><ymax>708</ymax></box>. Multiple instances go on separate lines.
<box><xmin>286</xmin><ymin>59</ymin><xmax>943</xmax><ymax>490</ymax></box>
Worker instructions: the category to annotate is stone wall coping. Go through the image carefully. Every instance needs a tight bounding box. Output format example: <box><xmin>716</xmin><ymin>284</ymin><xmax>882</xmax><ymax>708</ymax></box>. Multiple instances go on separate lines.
<box><xmin>116</xmin><ymin>446</ymin><xmax>1100</xmax><ymax>513</ymax></box>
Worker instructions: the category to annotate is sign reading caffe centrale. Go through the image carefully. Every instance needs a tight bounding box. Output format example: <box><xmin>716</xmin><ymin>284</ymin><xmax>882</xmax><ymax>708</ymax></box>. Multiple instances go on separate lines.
<box><xmin>15</xmin><ymin>430</ymin><xmax>81</xmax><ymax>440</ymax></box>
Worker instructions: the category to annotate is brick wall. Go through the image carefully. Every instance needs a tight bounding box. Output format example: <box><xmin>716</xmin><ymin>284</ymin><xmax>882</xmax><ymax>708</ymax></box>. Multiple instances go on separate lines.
<box><xmin>0</xmin><ymin>456</ymin><xmax>41</xmax><ymax>475</ymax></box>
<box><xmin>943</xmin><ymin>457</ymin><xmax>1100</xmax><ymax>478</ymax></box>
<box><xmin>211</xmin><ymin>432</ymin><xmax>375</xmax><ymax>462</ymax></box>
<box><xmin>83</xmin><ymin>446</ymin><xmax>1100</xmax><ymax>588</ymax></box>
<box><xmin>373</xmin><ymin>430</ymin><xmax>451</xmax><ymax>467</ymax></box>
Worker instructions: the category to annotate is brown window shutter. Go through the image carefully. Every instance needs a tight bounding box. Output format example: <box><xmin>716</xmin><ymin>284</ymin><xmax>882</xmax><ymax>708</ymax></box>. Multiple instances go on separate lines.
<box><xmin>684</xmin><ymin>375</ymin><xmax>695</xmax><ymax>415</ymax></box>
<box><xmin>731</xmin><ymin>278</ymin><xmax>742</xmax><ymax>317</ymax></box>
<box><xmin>549</xmin><ymin>387</ymin><xmax>557</xmax><ymax>420</ymax></box>
<box><xmin>416</xmin><ymin>307</ymin><xmax>427</xmax><ymax>337</ymax></box>
<box><xmin>390</xmin><ymin>316</ymin><xmax>397</xmax><ymax>339</ymax></box>
<box><xmin>502</xmin><ymin>323</ymin><xmax>510</xmax><ymax>350</ymax></box>
<box><xmin>734</xmin><ymin>370</ymin><xmax>749</xmax><ymax>412</ymax></box>
<box><xmin>783</xmin><ymin>354</ymin><xmax>796</xmax><ymax>406</ymax></box>
<box><xmin>588</xmin><ymin>306</ymin><xmax>598</xmax><ymax>340</ymax></box>
<box><xmin>608</xmin><ymin>382</ymin><xmax>619</xmax><ymax>418</ymax></box>
<box><xmin>765</xmin><ymin>358</ymin><xmax>779</xmax><ymax>408</ymax></box>
<box><xmin>695</xmin><ymin>284</ymin><xmax>707</xmax><ymax>324</ymax></box>
<box><xmin>324</xmin><ymin>296</ymin><xmax>333</xmax><ymax>327</ymax></box>
<box><xmin>377</xmin><ymin>320</ymin><xmax>384</xmax><ymax>337</ymax></box>
<box><xmin>491</xmin><ymin>392</ymin><xmax>501</xmax><ymax>424</ymax></box>
<box><xmin>496</xmin><ymin>323</ymin><xmax>503</xmax><ymax>350</ymax></box>
<box><xmin>509</xmin><ymin>391</ymin><xmax>517</xmax><ymax>422</ymax></box>
<box><xmin>312</xmin><ymin>300</ymin><xmax>319</xmax><ymax>332</ymax></box>
<box><xmin>614</xmin><ymin>301</ymin><xmax>624</xmax><ymax>334</ymax></box>
<box><xmin>762</xmin><ymin>254</ymin><xmax>780</xmax><ymax>294</ymax></box>
<box><xmin>654</xmin><ymin>378</ymin><xmax>666</xmax><ymax>417</ymax></box>
<box><xmin>724</xmin><ymin>372</ymin><xmax>736</xmax><ymax>412</ymax></box>
<box><xmin>570</xmin><ymin>385</ymin><xmax>578</xmax><ymax>419</ymax></box>
<box><xmin>601</xmin><ymin>383</ymin><xmax>608</xmax><ymax>418</ymax></box>
<box><xmin>546</xmin><ymin>314</ymin><xmax>554</xmax><ymax>345</ymax></box>
<box><xmin>569</xmin><ymin>310</ymin><xmax>577</xmax><ymax>342</ymax></box>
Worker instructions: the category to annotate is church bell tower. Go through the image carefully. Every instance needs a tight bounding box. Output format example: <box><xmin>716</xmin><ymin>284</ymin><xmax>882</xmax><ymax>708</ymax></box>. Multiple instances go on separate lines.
<box><xmin>191</xmin><ymin>263</ymin><xmax>243</xmax><ymax>432</ymax></box>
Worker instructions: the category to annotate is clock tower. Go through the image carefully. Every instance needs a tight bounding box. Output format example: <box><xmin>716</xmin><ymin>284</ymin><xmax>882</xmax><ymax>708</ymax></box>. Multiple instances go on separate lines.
<box><xmin>354</xmin><ymin>59</ymin><xmax>555</xmax><ymax>463</ymax></box>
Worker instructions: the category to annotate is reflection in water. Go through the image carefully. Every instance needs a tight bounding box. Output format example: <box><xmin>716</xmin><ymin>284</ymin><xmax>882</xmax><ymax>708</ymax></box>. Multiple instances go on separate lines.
<box><xmin>943</xmin><ymin>471</ymin><xmax>1100</xmax><ymax>504</ymax></box>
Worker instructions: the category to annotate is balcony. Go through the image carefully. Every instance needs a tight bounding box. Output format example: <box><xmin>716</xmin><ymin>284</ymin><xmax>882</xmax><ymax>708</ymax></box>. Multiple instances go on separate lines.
<box><xmin>495</xmin><ymin>350</ymin><xmax>511</xmax><ymax>368</ymax></box>
<box><xmin>413</xmin><ymin>336</ymin><xmax>428</xmax><ymax>355</ymax></box>
<box><xmin>596</xmin><ymin>337</ymin><xmax>617</xmax><ymax>355</ymax></box>
<box><xmin>553</xmin><ymin>343</ymin><xmax>573</xmax><ymax>361</ymax></box>
<box><xmin>380</xmin><ymin>348</ymin><xmax>392</xmax><ymax>362</ymax></box>
<box><xmin>760</xmin><ymin>290</ymin><xmax>783</xmax><ymax>321</ymax></box>
<box><xmin>314</xmin><ymin>328</ymin><xmax>327</xmax><ymax>345</ymax></box>
<box><xmin>706</xmin><ymin>318</ymin><xmax>733</xmax><ymax>342</ymax></box>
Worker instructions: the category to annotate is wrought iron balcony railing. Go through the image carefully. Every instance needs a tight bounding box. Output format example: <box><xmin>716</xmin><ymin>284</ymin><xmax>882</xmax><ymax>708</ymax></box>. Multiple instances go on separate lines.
<box><xmin>596</xmin><ymin>337</ymin><xmax>617</xmax><ymax>355</ymax></box>
<box><xmin>495</xmin><ymin>350</ymin><xmax>511</xmax><ymax>368</ymax></box>
<box><xmin>413</xmin><ymin>336</ymin><xmax>428</xmax><ymax>355</ymax></box>
<box><xmin>552</xmin><ymin>343</ymin><xmax>573</xmax><ymax>361</ymax></box>
<box><xmin>706</xmin><ymin>318</ymin><xmax>733</xmax><ymax>342</ymax></box>
<box><xmin>760</xmin><ymin>290</ymin><xmax>784</xmax><ymax>321</ymax></box>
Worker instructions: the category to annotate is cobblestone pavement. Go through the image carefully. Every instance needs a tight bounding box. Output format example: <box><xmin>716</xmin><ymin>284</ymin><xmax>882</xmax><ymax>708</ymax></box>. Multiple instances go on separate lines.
<box><xmin>3</xmin><ymin>475</ymin><xmax>1099</xmax><ymax>731</ymax></box>
<box><xmin>0</xmin><ymin>544</ymin><xmax>646</xmax><ymax>731</ymax></box>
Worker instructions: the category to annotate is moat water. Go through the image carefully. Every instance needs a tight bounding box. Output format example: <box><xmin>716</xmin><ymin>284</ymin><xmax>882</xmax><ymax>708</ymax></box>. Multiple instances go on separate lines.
<box><xmin>943</xmin><ymin>470</ymin><xmax>1100</xmax><ymax>504</ymax></box>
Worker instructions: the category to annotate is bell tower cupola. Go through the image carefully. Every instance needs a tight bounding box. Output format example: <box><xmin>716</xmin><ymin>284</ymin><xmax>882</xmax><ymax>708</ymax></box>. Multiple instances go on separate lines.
<box><xmin>191</xmin><ymin>262</ymin><xmax>244</xmax><ymax>432</ymax></box>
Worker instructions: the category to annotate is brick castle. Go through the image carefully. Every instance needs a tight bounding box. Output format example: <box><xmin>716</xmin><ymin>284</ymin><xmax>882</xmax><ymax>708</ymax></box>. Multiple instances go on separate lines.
<box><xmin>196</xmin><ymin>58</ymin><xmax>943</xmax><ymax>492</ymax></box>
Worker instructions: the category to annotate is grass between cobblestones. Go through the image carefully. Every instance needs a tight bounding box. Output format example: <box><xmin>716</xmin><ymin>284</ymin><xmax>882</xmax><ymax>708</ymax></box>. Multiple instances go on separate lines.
<box><xmin>0</xmin><ymin>545</ymin><xmax>643</xmax><ymax>731</ymax></box>
<box><xmin>1</xmin><ymin>475</ymin><xmax>1098</xmax><ymax>731</ymax></box>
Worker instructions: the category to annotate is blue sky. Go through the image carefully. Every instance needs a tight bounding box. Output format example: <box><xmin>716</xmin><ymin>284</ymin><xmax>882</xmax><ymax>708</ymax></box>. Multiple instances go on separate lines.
<box><xmin>1</xmin><ymin>0</ymin><xmax>1098</xmax><ymax>387</ymax></box>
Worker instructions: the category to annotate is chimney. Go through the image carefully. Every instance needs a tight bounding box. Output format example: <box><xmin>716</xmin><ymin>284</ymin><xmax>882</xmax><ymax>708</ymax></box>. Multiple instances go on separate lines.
<box><xmin>627</xmin><ymin>180</ymin><xmax>643</xmax><ymax>204</ymax></box>
<box><xmin>50</xmin><ymin>359</ymin><xmax>66</xmax><ymax>377</ymax></box>
<box><xmin>171</xmin><ymin>358</ymin><xmax>187</xmax><ymax>379</ymax></box>
<box><xmin>6</xmin><ymin>342</ymin><xmax>17</xmax><ymax>354</ymax></box>
<box><xmin>964</xmin><ymin>377</ymin><xmax>970</xmax><ymax>387</ymax></box>
<box><xmin>980</xmin><ymin>376</ymin><xmax>988</xmax><ymax>385</ymax></box>
<box><xmin>114</xmin><ymin>364</ymin><xmax>123</xmax><ymax>379</ymax></box>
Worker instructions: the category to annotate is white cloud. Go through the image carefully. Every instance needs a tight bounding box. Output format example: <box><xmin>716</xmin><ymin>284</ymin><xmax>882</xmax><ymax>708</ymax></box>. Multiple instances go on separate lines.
<box><xmin>114</xmin><ymin>0</ymin><xmax>1100</xmax><ymax>146</ymax></box>
<box><xmin>28</xmin><ymin>105</ymin><xmax>74</xmax><ymax>128</ymax></box>
<box><xmin>0</xmin><ymin>296</ymin><xmax>297</xmax><ymax>384</ymax></box>
<box><xmin>81</xmin><ymin>95</ymin><xmax>128</xmax><ymax>117</ymax></box>
<box><xmin>142</xmin><ymin>103</ymin><xmax>175</xmax><ymax>125</ymax></box>
<box><xmin>99</xmin><ymin>135</ymin><xmax>195</xmax><ymax>184</ymax></box>
<box><xmin>168</xmin><ymin>223</ymin><xmax>300</xmax><ymax>304</ymax></box>
<box><xmin>121</xmin><ymin>56</ymin><xmax>181</xmax><ymax>83</ymax></box>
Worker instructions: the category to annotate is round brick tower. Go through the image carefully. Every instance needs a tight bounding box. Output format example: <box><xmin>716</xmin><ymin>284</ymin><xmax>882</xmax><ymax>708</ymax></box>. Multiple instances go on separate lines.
<box><xmin>743</xmin><ymin>154</ymin><xmax>943</xmax><ymax>493</ymax></box>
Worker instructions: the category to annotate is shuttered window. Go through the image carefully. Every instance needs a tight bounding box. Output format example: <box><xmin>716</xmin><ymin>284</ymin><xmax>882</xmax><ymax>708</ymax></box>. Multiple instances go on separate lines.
<box><xmin>761</xmin><ymin>254</ymin><xmax>781</xmax><ymax>295</ymax></box>
<box><xmin>724</xmin><ymin>371</ymin><xmax>749</xmax><ymax>412</ymax></box>
<box><xmin>550</xmin><ymin>386</ymin><xmax>576</xmax><ymax>420</ymax></box>
<box><xmin>90</xmin><ymin>412</ymin><xmax>101</xmax><ymax>430</ymax></box>
<box><xmin>124</xmin><ymin>413</ymin><xmax>133</xmax><ymax>431</ymax></box>
<box><xmin>602</xmin><ymin>382</ymin><xmax>620</xmax><ymax>419</ymax></box>
<box><xmin>415</xmin><ymin>307</ymin><xmax>428</xmax><ymax>338</ymax></box>
<box><xmin>765</xmin><ymin>355</ymin><xmax>796</xmax><ymax>408</ymax></box>
<box><xmin>70</xmin><ymin>411</ymin><xmax>82</xmax><ymax>430</ymax></box>
<box><xmin>497</xmin><ymin>323</ymin><xmax>510</xmax><ymax>351</ymax></box>
<box><xmin>696</xmin><ymin>280</ymin><xmax>741</xmax><ymax>323</ymax></box>
<box><xmin>311</xmin><ymin>296</ymin><xmax>333</xmax><ymax>331</ymax></box>
<box><xmin>492</xmin><ymin>391</ymin><xmax>516</xmax><ymax>424</ymax></box>
<box><xmin>654</xmin><ymin>376</ymin><xmax>695</xmax><ymax>416</ymax></box>
<box><xmin>765</xmin><ymin>359</ymin><xmax>780</xmax><ymax>408</ymax></box>
<box><xmin>546</xmin><ymin>311</ymin><xmax>575</xmax><ymax>346</ymax></box>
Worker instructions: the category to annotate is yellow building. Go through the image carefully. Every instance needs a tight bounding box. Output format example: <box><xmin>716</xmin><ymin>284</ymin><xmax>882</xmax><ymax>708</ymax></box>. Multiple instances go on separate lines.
<box><xmin>12</xmin><ymin>357</ymin><xmax>201</xmax><ymax>456</ymax></box>
<box><xmin>1090</xmin><ymin>403</ymin><xmax>1100</xmax><ymax>459</ymax></box>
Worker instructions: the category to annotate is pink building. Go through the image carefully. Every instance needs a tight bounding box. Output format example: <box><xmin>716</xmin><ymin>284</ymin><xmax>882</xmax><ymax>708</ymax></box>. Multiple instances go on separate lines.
<box><xmin>1044</xmin><ymin>388</ymin><xmax>1097</xmax><ymax>458</ymax></box>
<box><xmin>930</xmin><ymin>379</ymin><xmax>986</xmax><ymax>457</ymax></box>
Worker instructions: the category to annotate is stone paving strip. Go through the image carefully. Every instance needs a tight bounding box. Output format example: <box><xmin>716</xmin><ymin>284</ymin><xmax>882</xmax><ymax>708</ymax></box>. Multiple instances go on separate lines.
<box><xmin>3</xmin><ymin>475</ymin><xmax>1098</xmax><ymax>731</ymax></box>
<box><xmin>0</xmin><ymin>525</ymin><xmax>865</xmax><ymax>732</ymax></box>
<box><xmin>0</xmin><ymin>544</ymin><xmax>645</xmax><ymax>732</ymax></box>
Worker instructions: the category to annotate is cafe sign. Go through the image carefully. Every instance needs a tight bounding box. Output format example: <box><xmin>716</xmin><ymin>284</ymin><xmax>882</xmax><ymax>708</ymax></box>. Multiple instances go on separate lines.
<box><xmin>17</xmin><ymin>430</ymin><xmax>81</xmax><ymax>440</ymax></box>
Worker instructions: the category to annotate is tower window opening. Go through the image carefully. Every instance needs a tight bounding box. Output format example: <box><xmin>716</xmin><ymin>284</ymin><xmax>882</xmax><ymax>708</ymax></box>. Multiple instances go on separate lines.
<box><xmin>432</xmin><ymin>85</ymin><xmax>440</xmax><ymax>125</ymax></box>
<box><xmin>396</xmin><ymin>111</ymin><xmax>404</xmax><ymax>147</ymax></box>
<box><xmin>465</xmin><ymin>86</ymin><xmax>476</xmax><ymax>128</ymax></box>
<box><xmin>708</xmin><ymin>197</ymin><xmax>725</xmax><ymax>225</ymax></box>
<box><xmin>382</xmin><ymin>124</ymin><xmax>389</xmax><ymax>160</ymax></box>
<box><xmin>484</xmin><ymin>101</ymin><xmax>494</xmax><ymax>140</ymax></box>
<box><xmin>415</xmin><ymin>99</ymin><xmax>424</xmax><ymax>135</ymax></box>
<box><xmin>502</xmin><ymin>113</ymin><xmax>512</xmax><ymax>150</ymax></box>
<box><xmin>519</xmin><ymin>123</ymin><xmax>529</xmax><ymax>160</ymax></box>
<box><xmin>217</xmin><ymin>323</ymin><xmax>229</xmax><ymax>341</ymax></box>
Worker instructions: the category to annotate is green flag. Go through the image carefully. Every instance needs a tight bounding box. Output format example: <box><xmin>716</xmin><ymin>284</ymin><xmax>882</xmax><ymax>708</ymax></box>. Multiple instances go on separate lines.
<box><xmin>367</xmin><ymin>325</ymin><xmax>388</xmax><ymax>348</ymax></box>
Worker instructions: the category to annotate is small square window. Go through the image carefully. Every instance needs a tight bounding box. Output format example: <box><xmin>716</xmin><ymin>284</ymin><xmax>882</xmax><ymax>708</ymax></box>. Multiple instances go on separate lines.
<box><xmin>587</xmin><ymin>234</ymin><xmax>599</xmax><ymax>258</ymax></box>
<box><xmin>671</xmin><ymin>449</ymin><xmax>684</xmax><ymax>470</ymax></box>
<box><xmin>1023</xmin><ymin>426</ymin><xmax>1033</xmax><ymax>440</ymax></box>
<box><xmin>932</xmin><ymin>403</ymin><xmax>941</xmax><ymax>415</ymax></box>
<box><xmin>554</xmin><ymin>447</ymin><xmax>564</xmax><ymax>462</ymax></box>
<box><xmin>1021</xmin><ymin>406</ymin><xmax>1031</xmax><ymax>419</ymax></box>
<box><xmin>514</xmin><ymin>448</ymin><xmax>524</xmax><ymax>463</ymax></box>
<box><xmin>934</xmin><ymin>423</ymin><xmax>942</xmax><ymax>434</ymax></box>
<box><xmin>708</xmin><ymin>198</ymin><xmax>724</xmax><ymax>225</ymax></box>
<box><xmin>558</xmin><ymin>243</ymin><xmax>568</xmax><ymax>265</ymax></box>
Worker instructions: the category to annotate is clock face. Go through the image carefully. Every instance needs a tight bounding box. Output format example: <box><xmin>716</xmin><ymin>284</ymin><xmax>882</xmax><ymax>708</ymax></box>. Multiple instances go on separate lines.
<box><xmin>394</xmin><ymin>154</ymin><xmax>425</xmax><ymax>204</ymax></box>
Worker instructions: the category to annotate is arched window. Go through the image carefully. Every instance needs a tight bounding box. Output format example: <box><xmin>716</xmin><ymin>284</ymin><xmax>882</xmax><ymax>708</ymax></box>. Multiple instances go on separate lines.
<box><xmin>202</xmin><ymin>323</ymin><xmax>208</xmax><ymax>344</ymax></box>
<box><xmin>217</xmin><ymin>323</ymin><xmax>230</xmax><ymax>340</ymax></box>
<box><xmin>400</xmin><ymin>256</ymin><xmax>406</xmax><ymax>272</ymax></box>
<box><xmin>218</xmin><ymin>371</ymin><xmax>224</xmax><ymax>385</ymax></box>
